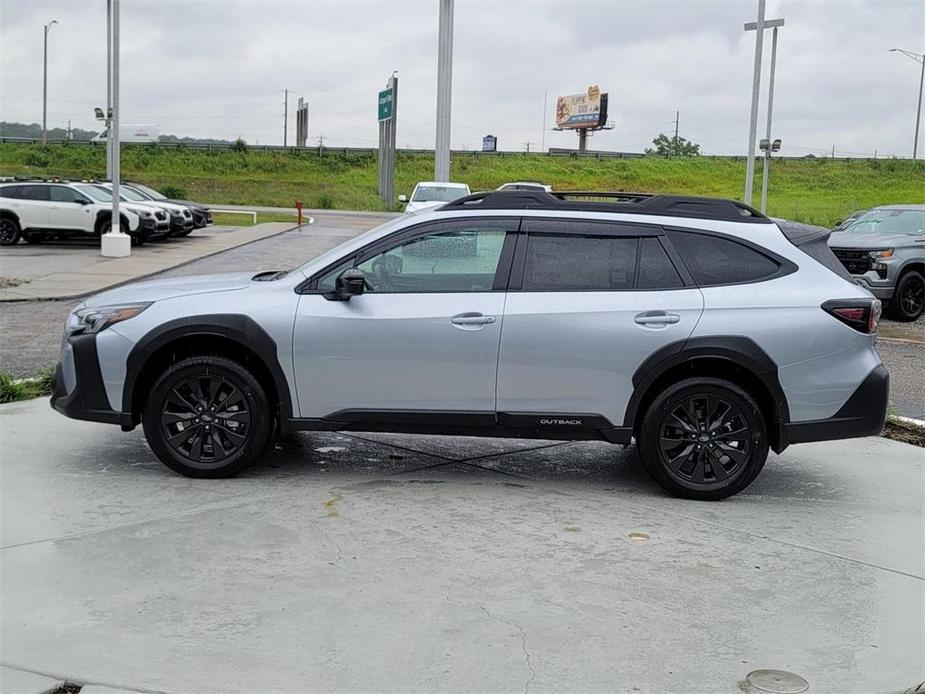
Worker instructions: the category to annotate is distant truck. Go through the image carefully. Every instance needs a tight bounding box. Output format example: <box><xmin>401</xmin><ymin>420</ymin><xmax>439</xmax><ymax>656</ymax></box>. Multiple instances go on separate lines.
<box><xmin>91</xmin><ymin>124</ymin><xmax>159</xmax><ymax>143</ymax></box>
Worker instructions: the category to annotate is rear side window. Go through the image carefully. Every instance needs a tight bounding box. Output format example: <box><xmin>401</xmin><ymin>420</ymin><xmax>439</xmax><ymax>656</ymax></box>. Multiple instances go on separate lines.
<box><xmin>667</xmin><ymin>230</ymin><xmax>779</xmax><ymax>286</ymax></box>
<box><xmin>523</xmin><ymin>235</ymin><xmax>638</xmax><ymax>290</ymax></box>
<box><xmin>637</xmin><ymin>237</ymin><xmax>684</xmax><ymax>289</ymax></box>
<box><xmin>0</xmin><ymin>185</ymin><xmax>19</xmax><ymax>199</ymax></box>
<box><xmin>19</xmin><ymin>185</ymin><xmax>50</xmax><ymax>201</ymax></box>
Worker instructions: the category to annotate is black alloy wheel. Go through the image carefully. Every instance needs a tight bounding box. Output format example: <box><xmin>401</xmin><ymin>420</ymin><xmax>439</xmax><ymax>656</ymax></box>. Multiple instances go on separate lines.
<box><xmin>638</xmin><ymin>378</ymin><xmax>769</xmax><ymax>500</ymax></box>
<box><xmin>144</xmin><ymin>355</ymin><xmax>271</xmax><ymax>477</ymax></box>
<box><xmin>0</xmin><ymin>218</ymin><xmax>21</xmax><ymax>246</ymax></box>
<box><xmin>658</xmin><ymin>394</ymin><xmax>751</xmax><ymax>485</ymax></box>
<box><xmin>890</xmin><ymin>271</ymin><xmax>924</xmax><ymax>322</ymax></box>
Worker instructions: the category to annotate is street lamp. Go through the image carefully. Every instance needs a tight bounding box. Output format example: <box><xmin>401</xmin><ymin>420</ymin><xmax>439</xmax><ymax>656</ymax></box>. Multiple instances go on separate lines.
<box><xmin>890</xmin><ymin>48</ymin><xmax>925</xmax><ymax>160</ymax></box>
<box><xmin>42</xmin><ymin>19</ymin><xmax>58</xmax><ymax>144</ymax></box>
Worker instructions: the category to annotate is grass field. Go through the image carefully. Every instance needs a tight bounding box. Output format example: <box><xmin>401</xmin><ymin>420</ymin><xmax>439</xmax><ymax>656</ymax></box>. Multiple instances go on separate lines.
<box><xmin>209</xmin><ymin>211</ymin><xmax>299</xmax><ymax>226</ymax></box>
<box><xmin>2</xmin><ymin>142</ymin><xmax>923</xmax><ymax>226</ymax></box>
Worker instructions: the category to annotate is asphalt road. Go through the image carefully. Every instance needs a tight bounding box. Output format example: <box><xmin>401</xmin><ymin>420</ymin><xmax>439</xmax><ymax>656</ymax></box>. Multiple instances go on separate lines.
<box><xmin>1</xmin><ymin>397</ymin><xmax>922</xmax><ymax>694</ymax></box>
<box><xmin>0</xmin><ymin>219</ymin><xmax>922</xmax><ymax>418</ymax></box>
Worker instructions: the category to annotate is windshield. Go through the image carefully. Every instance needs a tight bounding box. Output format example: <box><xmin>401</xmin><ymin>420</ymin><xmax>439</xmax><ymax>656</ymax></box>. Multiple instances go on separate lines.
<box><xmin>79</xmin><ymin>184</ymin><xmax>112</xmax><ymax>202</ymax></box>
<box><xmin>124</xmin><ymin>185</ymin><xmax>154</xmax><ymax>200</ymax></box>
<box><xmin>117</xmin><ymin>186</ymin><xmax>147</xmax><ymax>202</ymax></box>
<box><xmin>844</xmin><ymin>209</ymin><xmax>925</xmax><ymax>235</ymax></box>
<box><xmin>129</xmin><ymin>182</ymin><xmax>167</xmax><ymax>200</ymax></box>
<box><xmin>411</xmin><ymin>185</ymin><xmax>467</xmax><ymax>203</ymax></box>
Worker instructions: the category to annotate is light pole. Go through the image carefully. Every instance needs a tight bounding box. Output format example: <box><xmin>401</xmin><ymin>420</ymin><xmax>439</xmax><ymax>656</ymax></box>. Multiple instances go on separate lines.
<box><xmin>743</xmin><ymin>0</ymin><xmax>766</xmax><ymax>205</ymax></box>
<box><xmin>42</xmin><ymin>19</ymin><xmax>58</xmax><ymax>144</ymax></box>
<box><xmin>889</xmin><ymin>48</ymin><xmax>925</xmax><ymax>160</ymax></box>
<box><xmin>746</xmin><ymin>17</ymin><xmax>784</xmax><ymax>213</ymax></box>
<box><xmin>101</xmin><ymin>0</ymin><xmax>130</xmax><ymax>258</ymax></box>
<box><xmin>434</xmin><ymin>0</ymin><xmax>454</xmax><ymax>181</ymax></box>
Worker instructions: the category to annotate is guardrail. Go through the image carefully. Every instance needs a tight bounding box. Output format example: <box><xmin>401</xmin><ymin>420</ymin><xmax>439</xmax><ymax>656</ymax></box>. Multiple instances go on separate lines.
<box><xmin>0</xmin><ymin>136</ymin><xmax>910</xmax><ymax>161</ymax></box>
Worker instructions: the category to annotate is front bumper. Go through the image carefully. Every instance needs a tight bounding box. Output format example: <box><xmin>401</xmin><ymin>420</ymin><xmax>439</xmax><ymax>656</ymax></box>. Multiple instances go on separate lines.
<box><xmin>852</xmin><ymin>274</ymin><xmax>894</xmax><ymax>300</ymax></box>
<box><xmin>783</xmin><ymin>364</ymin><xmax>889</xmax><ymax>446</ymax></box>
<box><xmin>169</xmin><ymin>214</ymin><xmax>195</xmax><ymax>234</ymax></box>
<box><xmin>51</xmin><ymin>333</ymin><xmax>129</xmax><ymax>427</ymax></box>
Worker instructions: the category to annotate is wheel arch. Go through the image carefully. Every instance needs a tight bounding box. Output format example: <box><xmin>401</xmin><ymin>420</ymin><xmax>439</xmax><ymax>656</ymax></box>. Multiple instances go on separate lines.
<box><xmin>0</xmin><ymin>209</ymin><xmax>21</xmax><ymax>226</ymax></box>
<box><xmin>123</xmin><ymin>314</ymin><xmax>293</xmax><ymax>431</ymax></box>
<box><xmin>625</xmin><ymin>336</ymin><xmax>791</xmax><ymax>453</ymax></box>
<box><xmin>896</xmin><ymin>260</ymin><xmax>924</xmax><ymax>281</ymax></box>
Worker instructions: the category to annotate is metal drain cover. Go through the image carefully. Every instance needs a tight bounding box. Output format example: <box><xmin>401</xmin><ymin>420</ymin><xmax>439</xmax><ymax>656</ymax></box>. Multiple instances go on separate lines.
<box><xmin>745</xmin><ymin>670</ymin><xmax>809</xmax><ymax>694</ymax></box>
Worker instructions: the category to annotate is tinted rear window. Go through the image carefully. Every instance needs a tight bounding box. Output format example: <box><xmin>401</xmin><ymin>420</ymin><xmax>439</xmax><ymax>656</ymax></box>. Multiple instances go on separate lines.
<box><xmin>667</xmin><ymin>230</ymin><xmax>779</xmax><ymax>286</ymax></box>
<box><xmin>19</xmin><ymin>185</ymin><xmax>50</xmax><ymax>201</ymax></box>
<box><xmin>0</xmin><ymin>185</ymin><xmax>18</xmax><ymax>199</ymax></box>
<box><xmin>637</xmin><ymin>237</ymin><xmax>684</xmax><ymax>289</ymax></box>
<box><xmin>523</xmin><ymin>235</ymin><xmax>638</xmax><ymax>290</ymax></box>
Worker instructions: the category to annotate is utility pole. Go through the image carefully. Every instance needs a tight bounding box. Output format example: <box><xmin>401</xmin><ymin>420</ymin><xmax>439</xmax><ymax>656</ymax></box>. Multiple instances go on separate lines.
<box><xmin>101</xmin><ymin>0</ymin><xmax>129</xmax><ymax>257</ymax></box>
<box><xmin>283</xmin><ymin>89</ymin><xmax>288</xmax><ymax>147</ymax></box>
<box><xmin>434</xmin><ymin>0</ymin><xmax>454</xmax><ymax>181</ymax></box>
<box><xmin>523</xmin><ymin>142</ymin><xmax>535</xmax><ymax>153</ymax></box>
<box><xmin>889</xmin><ymin>49</ymin><xmax>925</xmax><ymax>160</ymax></box>
<box><xmin>67</xmin><ymin>119</ymin><xmax>71</xmax><ymax>141</ymax></box>
<box><xmin>106</xmin><ymin>0</ymin><xmax>112</xmax><ymax>178</ymax></box>
<box><xmin>743</xmin><ymin>0</ymin><xmax>766</xmax><ymax>205</ymax></box>
<box><xmin>42</xmin><ymin>19</ymin><xmax>58</xmax><ymax>144</ymax></box>
<box><xmin>746</xmin><ymin>17</ymin><xmax>784</xmax><ymax>214</ymax></box>
<box><xmin>541</xmin><ymin>90</ymin><xmax>547</xmax><ymax>153</ymax></box>
<box><xmin>832</xmin><ymin>144</ymin><xmax>835</xmax><ymax>158</ymax></box>
<box><xmin>674</xmin><ymin>110</ymin><xmax>679</xmax><ymax>141</ymax></box>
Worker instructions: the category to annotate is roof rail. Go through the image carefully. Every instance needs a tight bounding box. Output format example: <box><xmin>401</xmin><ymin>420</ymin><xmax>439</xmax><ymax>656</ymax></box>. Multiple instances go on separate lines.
<box><xmin>439</xmin><ymin>189</ymin><xmax>770</xmax><ymax>224</ymax></box>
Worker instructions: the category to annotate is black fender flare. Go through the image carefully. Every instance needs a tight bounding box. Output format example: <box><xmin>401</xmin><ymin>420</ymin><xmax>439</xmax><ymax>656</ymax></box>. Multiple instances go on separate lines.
<box><xmin>623</xmin><ymin>336</ymin><xmax>791</xmax><ymax>451</ymax></box>
<box><xmin>94</xmin><ymin>209</ymin><xmax>130</xmax><ymax>233</ymax></box>
<box><xmin>122</xmin><ymin>314</ymin><xmax>294</xmax><ymax>424</ymax></box>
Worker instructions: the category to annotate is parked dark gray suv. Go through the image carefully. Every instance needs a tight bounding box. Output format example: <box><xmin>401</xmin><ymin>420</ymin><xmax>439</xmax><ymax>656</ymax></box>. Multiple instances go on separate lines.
<box><xmin>829</xmin><ymin>205</ymin><xmax>924</xmax><ymax>321</ymax></box>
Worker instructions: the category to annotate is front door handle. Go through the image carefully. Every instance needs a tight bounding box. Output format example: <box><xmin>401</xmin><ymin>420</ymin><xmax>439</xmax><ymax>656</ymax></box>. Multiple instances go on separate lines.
<box><xmin>451</xmin><ymin>312</ymin><xmax>496</xmax><ymax>326</ymax></box>
<box><xmin>634</xmin><ymin>311</ymin><xmax>681</xmax><ymax>326</ymax></box>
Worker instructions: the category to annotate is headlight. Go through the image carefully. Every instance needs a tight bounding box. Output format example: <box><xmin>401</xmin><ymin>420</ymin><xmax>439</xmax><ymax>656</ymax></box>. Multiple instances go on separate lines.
<box><xmin>66</xmin><ymin>303</ymin><xmax>151</xmax><ymax>336</ymax></box>
<box><xmin>868</xmin><ymin>248</ymin><xmax>894</xmax><ymax>259</ymax></box>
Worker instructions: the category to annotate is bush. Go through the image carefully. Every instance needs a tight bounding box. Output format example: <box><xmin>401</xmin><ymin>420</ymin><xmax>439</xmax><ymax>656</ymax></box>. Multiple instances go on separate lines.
<box><xmin>231</xmin><ymin>138</ymin><xmax>248</xmax><ymax>153</ymax></box>
<box><xmin>317</xmin><ymin>192</ymin><xmax>334</xmax><ymax>209</ymax></box>
<box><xmin>160</xmin><ymin>184</ymin><xmax>187</xmax><ymax>199</ymax></box>
<box><xmin>0</xmin><ymin>366</ymin><xmax>54</xmax><ymax>403</ymax></box>
<box><xmin>23</xmin><ymin>150</ymin><xmax>51</xmax><ymax>167</ymax></box>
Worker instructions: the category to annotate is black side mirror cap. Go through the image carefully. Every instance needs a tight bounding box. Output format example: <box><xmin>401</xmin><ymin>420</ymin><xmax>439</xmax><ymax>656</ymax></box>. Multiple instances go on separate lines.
<box><xmin>331</xmin><ymin>268</ymin><xmax>367</xmax><ymax>301</ymax></box>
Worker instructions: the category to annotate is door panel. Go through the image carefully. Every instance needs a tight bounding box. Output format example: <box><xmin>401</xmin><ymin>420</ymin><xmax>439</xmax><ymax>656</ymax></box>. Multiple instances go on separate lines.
<box><xmin>293</xmin><ymin>292</ymin><xmax>506</xmax><ymax>417</ymax></box>
<box><xmin>11</xmin><ymin>186</ymin><xmax>50</xmax><ymax>228</ymax></box>
<box><xmin>48</xmin><ymin>186</ymin><xmax>93</xmax><ymax>230</ymax></box>
<box><xmin>496</xmin><ymin>289</ymin><xmax>703</xmax><ymax>425</ymax></box>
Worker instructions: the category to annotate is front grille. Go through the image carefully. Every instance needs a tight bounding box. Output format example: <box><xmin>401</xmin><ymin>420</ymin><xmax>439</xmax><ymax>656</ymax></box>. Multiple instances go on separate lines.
<box><xmin>183</xmin><ymin>210</ymin><xmax>191</xmax><ymax>218</ymax></box>
<box><xmin>831</xmin><ymin>248</ymin><xmax>872</xmax><ymax>275</ymax></box>
<box><xmin>155</xmin><ymin>211</ymin><xmax>167</xmax><ymax>220</ymax></box>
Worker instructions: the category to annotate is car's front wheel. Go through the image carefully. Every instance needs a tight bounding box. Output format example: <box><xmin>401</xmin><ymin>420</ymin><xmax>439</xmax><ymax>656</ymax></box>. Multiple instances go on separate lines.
<box><xmin>638</xmin><ymin>378</ymin><xmax>769</xmax><ymax>500</ymax></box>
<box><xmin>143</xmin><ymin>355</ymin><xmax>272</xmax><ymax>478</ymax></box>
<box><xmin>888</xmin><ymin>270</ymin><xmax>924</xmax><ymax>322</ymax></box>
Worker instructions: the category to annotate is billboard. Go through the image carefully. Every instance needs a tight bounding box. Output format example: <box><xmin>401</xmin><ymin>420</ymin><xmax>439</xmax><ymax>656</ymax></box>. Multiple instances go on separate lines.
<box><xmin>482</xmin><ymin>134</ymin><xmax>497</xmax><ymax>152</ymax></box>
<box><xmin>555</xmin><ymin>85</ymin><xmax>607</xmax><ymax>129</ymax></box>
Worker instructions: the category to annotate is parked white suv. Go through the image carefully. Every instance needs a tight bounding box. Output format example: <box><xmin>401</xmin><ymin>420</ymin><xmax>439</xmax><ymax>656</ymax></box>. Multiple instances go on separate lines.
<box><xmin>400</xmin><ymin>181</ymin><xmax>471</xmax><ymax>214</ymax></box>
<box><xmin>0</xmin><ymin>181</ymin><xmax>169</xmax><ymax>245</ymax></box>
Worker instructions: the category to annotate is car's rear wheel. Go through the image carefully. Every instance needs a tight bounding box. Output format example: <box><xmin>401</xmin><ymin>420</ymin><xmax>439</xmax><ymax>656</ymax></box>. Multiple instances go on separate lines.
<box><xmin>143</xmin><ymin>355</ymin><xmax>272</xmax><ymax>478</ymax></box>
<box><xmin>0</xmin><ymin>217</ymin><xmax>21</xmax><ymax>246</ymax></box>
<box><xmin>638</xmin><ymin>378</ymin><xmax>768</xmax><ymax>500</ymax></box>
<box><xmin>887</xmin><ymin>270</ymin><xmax>924</xmax><ymax>322</ymax></box>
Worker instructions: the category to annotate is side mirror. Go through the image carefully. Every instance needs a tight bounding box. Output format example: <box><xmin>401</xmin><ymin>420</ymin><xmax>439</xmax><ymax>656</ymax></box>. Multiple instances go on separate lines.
<box><xmin>398</xmin><ymin>194</ymin><xmax>408</xmax><ymax>203</ymax></box>
<box><xmin>333</xmin><ymin>268</ymin><xmax>366</xmax><ymax>300</ymax></box>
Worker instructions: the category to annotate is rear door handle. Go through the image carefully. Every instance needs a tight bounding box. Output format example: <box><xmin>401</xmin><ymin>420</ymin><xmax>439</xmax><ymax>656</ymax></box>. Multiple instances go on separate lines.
<box><xmin>634</xmin><ymin>311</ymin><xmax>681</xmax><ymax>326</ymax></box>
<box><xmin>451</xmin><ymin>312</ymin><xmax>496</xmax><ymax>326</ymax></box>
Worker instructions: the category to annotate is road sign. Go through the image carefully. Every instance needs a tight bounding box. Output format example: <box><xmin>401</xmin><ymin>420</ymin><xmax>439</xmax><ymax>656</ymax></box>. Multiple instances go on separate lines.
<box><xmin>378</xmin><ymin>88</ymin><xmax>394</xmax><ymax>121</ymax></box>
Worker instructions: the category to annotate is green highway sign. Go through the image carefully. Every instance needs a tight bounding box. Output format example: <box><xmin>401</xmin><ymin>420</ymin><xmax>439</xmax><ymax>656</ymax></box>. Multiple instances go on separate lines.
<box><xmin>378</xmin><ymin>88</ymin><xmax>394</xmax><ymax>121</ymax></box>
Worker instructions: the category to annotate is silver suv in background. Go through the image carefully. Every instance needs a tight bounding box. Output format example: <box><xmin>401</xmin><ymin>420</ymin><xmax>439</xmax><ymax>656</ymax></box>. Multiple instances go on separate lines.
<box><xmin>50</xmin><ymin>190</ymin><xmax>888</xmax><ymax>500</ymax></box>
<box><xmin>829</xmin><ymin>205</ymin><xmax>925</xmax><ymax>321</ymax></box>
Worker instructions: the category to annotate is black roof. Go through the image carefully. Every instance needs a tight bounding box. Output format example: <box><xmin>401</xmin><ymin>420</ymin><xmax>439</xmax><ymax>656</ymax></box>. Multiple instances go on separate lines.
<box><xmin>439</xmin><ymin>190</ymin><xmax>771</xmax><ymax>224</ymax></box>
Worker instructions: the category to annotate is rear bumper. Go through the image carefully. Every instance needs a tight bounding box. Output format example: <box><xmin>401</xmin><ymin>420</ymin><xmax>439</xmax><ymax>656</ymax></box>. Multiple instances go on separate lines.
<box><xmin>782</xmin><ymin>364</ymin><xmax>889</xmax><ymax>446</ymax></box>
<box><xmin>50</xmin><ymin>333</ymin><xmax>130</xmax><ymax>428</ymax></box>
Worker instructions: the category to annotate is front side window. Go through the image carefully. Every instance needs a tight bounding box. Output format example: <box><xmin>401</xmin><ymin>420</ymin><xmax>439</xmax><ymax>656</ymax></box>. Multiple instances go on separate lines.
<box><xmin>522</xmin><ymin>234</ymin><xmax>638</xmax><ymax>290</ymax></box>
<box><xmin>118</xmin><ymin>187</ymin><xmax>147</xmax><ymax>202</ymax></box>
<box><xmin>667</xmin><ymin>230</ymin><xmax>780</xmax><ymax>286</ymax></box>
<box><xmin>50</xmin><ymin>186</ymin><xmax>88</xmax><ymax>204</ymax></box>
<box><xmin>356</xmin><ymin>227</ymin><xmax>507</xmax><ymax>292</ymax></box>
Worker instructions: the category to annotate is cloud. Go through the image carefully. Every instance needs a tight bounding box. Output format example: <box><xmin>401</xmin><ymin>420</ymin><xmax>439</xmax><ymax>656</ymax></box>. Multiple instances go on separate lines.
<box><xmin>1</xmin><ymin>0</ymin><xmax>922</xmax><ymax>156</ymax></box>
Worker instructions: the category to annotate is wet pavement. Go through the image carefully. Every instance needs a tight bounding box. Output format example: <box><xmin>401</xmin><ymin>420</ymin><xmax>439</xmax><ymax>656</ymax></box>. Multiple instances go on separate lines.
<box><xmin>1</xmin><ymin>397</ymin><xmax>922</xmax><ymax>694</ymax></box>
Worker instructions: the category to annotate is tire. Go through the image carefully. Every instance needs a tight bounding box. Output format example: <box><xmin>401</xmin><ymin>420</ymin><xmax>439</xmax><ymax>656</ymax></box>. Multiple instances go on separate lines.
<box><xmin>0</xmin><ymin>217</ymin><xmax>21</xmax><ymax>246</ymax></box>
<box><xmin>173</xmin><ymin>227</ymin><xmax>194</xmax><ymax>238</ymax></box>
<box><xmin>887</xmin><ymin>270</ymin><xmax>924</xmax><ymax>322</ymax></box>
<box><xmin>22</xmin><ymin>232</ymin><xmax>43</xmax><ymax>245</ymax></box>
<box><xmin>143</xmin><ymin>355</ymin><xmax>272</xmax><ymax>478</ymax></box>
<box><xmin>637</xmin><ymin>377</ymin><xmax>769</xmax><ymax>500</ymax></box>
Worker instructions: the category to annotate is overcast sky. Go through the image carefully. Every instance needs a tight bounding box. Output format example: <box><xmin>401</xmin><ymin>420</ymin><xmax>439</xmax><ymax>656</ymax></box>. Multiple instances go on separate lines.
<box><xmin>1</xmin><ymin>0</ymin><xmax>923</xmax><ymax>156</ymax></box>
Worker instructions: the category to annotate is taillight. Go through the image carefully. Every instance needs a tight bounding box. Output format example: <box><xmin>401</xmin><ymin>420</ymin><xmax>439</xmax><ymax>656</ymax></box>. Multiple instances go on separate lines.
<box><xmin>822</xmin><ymin>299</ymin><xmax>881</xmax><ymax>334</ymax></box>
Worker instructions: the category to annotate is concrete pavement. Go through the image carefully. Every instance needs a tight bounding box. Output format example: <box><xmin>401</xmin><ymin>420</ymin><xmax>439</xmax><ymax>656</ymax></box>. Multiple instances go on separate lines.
<box><xmin>0</xmin><ymin>223</ymin><xmax>298</xmax><ymax>302</ymax></box>
<box><xmin>1</xmin><ymin>397</ymin><xmax>922</xmax><ymax>694</ymax></box>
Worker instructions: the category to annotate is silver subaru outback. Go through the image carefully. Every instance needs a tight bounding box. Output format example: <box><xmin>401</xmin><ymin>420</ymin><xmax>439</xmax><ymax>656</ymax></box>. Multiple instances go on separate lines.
<box><xmin>51</xmin><ymin>190</ymin><xmax>888</xmax><ymax>500</ymax></box>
